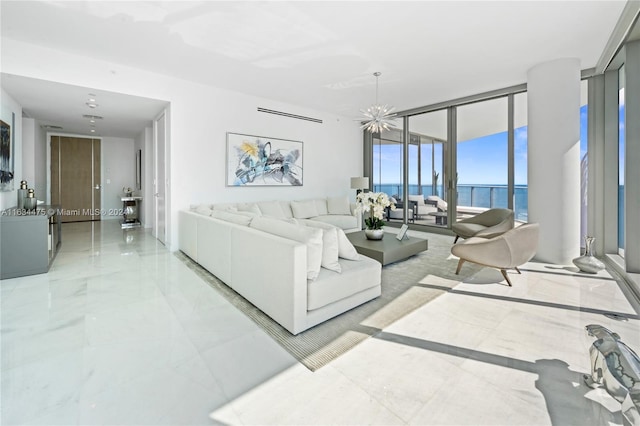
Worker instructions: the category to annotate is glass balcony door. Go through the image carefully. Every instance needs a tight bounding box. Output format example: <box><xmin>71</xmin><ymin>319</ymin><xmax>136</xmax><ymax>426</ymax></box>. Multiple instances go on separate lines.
<box><xmin>456</xmin><ymin>98</ymin><xmax>509</xmax><ymax>215</ymax></box>
<box><xmin>408</xmin><ymin>110</ymin><xmax>447</xmax><ymax>227</ymax></box>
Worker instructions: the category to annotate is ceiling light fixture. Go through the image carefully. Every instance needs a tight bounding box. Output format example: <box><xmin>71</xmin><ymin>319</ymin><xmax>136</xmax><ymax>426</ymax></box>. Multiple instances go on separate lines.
<box><xmin>360</xmin><ymin>72</ymin><xmax>397</xmax><ymax>134</ymax></box>
<box><xmin>86</xmin><ymin>94</ymin><xmax>99</xmax><ymax>109</ymax></box>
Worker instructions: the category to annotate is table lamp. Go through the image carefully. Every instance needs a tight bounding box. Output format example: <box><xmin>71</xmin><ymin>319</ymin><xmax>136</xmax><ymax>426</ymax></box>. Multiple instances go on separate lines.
<box><xmin>350</xmin><ymin>177</ymin><xmax>369</xmax><ymax>195</ymax></box>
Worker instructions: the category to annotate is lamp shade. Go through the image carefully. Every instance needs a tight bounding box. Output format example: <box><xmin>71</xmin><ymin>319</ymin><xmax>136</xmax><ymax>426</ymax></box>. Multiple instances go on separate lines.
<box><xmin>350</xmin><ymin>177</ymin><xmax>369</xmax><ymax>190</ymax></box>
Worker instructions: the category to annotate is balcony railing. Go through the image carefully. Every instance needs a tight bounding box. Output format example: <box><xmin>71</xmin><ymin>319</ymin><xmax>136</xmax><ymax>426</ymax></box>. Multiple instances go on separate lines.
<box><xmin>373</xmin><ymin>184</ymin><xmax>528</xmax><ymax>221</ymax></box>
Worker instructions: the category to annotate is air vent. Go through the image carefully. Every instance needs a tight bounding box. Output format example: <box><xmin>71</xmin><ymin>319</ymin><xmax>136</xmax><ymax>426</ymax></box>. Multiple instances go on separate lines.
<box><xmin>41</xmin><ymin>124</ymin><xmax>63</xmax><ymax>130</ymax></box>
<box><xmin>82</xmin><ymin>115</ymin><xmax>104</xmax><ymax>120</ymax></box>
<box><xmin>257</xmin><ymin>107</ymin><xmax>322</xmax><ymax>124</ymax></box>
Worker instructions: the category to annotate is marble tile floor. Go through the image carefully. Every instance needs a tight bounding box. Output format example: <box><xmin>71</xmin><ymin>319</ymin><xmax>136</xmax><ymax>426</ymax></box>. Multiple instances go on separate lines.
<box><xmin>1</xmin><ymin>220</ymin><xmax>639</xmax><ymax>425</ymax></box>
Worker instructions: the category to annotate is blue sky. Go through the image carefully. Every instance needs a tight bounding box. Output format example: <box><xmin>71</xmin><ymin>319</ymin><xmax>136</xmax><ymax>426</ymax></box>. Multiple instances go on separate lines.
<box><xmin>374</xmin><ymin>105</ymin><xmax>589</xmax><ymax>186</ymax></box>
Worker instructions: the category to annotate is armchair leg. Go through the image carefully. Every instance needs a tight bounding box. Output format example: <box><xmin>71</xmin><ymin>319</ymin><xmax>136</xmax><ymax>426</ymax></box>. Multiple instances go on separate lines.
<box><xmin>515</xmin><ymin>266</ymin><xmax>521</xmax><ymax>274</ymax></box>
<box><xmin>455</xmin><ymin>259</ymin><xmax>465</xmax><ymax>275</ymax></box>
<box><xmin>454</xmin><ymin>235</ymin><xmax>459</xmax><ymax>244</ymax></box>
<box><xmin>500</xmin><ymin>269</ymin><xmax>513</xmax><ymax>286</ymax></box>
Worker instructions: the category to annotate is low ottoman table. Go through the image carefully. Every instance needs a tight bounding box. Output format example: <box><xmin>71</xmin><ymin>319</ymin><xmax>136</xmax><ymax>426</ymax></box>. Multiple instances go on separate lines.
<box><xmin>346</xmin><ymin>231</ymin><xmax>428</xmax><ymax>266</ymax></box>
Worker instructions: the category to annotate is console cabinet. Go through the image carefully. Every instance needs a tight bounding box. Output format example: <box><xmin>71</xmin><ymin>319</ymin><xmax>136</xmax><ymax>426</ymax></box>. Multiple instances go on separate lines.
<box><xmin>0</xmin><ymin>205</ymin><xmax>62</xmax><ymax>279</ymax></box>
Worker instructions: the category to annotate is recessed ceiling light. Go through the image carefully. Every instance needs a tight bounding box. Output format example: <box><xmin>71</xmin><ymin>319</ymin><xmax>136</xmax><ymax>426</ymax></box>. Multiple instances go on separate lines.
<box><xmin>86</xmin><ymin>102</ymin><xmax>99</xmax><ymax>109</ymax></box>
<box><xmin>90</xmin><ymin>129</ymin><xmax>96</xmax><ymax>133</ymax></box>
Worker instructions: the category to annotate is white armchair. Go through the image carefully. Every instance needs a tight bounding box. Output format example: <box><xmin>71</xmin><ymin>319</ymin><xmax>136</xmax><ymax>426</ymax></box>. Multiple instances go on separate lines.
<box><xmin>451</xmin><ymin>223</ymin><xmax>539</xmax><ymax>286</ymax></box>
<box><xmin>451</xmin><ymin>208</ymin><xmax>514</xmax><ymax>243</ymax></box>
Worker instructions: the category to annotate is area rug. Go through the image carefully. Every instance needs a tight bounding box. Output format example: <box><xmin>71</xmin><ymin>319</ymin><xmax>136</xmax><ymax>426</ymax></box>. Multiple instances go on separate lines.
<box><xmin>175</xmin><ymin>231</ymin><xmax>482</xmax><ymax>371</ymax></box>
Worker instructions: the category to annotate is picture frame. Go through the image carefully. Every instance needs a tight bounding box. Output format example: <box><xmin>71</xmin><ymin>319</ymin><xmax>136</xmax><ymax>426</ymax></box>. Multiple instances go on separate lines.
<box><xmin>0</xmin><ymin>113</ymin><xmax>15</xmax><ymax>192</ymax></box>
<box><xmin>396</xmin><ymin>224</ymin><xmax>409</xmax><ymax>241</ymax></box>
<box><xmin>226</xmin><ymin>132</ymin><xmax>303</xmax><ymax>187</ymax></box>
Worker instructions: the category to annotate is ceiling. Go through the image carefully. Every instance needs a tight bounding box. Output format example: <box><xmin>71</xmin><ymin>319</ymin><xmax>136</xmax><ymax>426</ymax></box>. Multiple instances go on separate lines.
<box><xmin>0</xmin><ymin>1</ymin><xmax>630</xmax><ymax>139</ymax></box>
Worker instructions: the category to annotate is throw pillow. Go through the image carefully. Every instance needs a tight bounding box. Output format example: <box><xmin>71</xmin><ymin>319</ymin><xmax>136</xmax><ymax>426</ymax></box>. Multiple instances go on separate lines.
<box><xmin>211</xmin><ymin>210</ymin><xmax>254</xmax><ymax>226</ymax></box>
<box><xmin>301</xmin><ymin>219</ymin><xmax>359</xmax><ymax>261</ymax></box>
<box><xmin>194</xmin><ymin>205</ymin><xmax>213</xmax><ymax>216</ymax></box>
<box><xmin>212</xmin><ymin>203</ymin><xmax>238</xmax><ymax>212</ymax></box>
<box><xmin>237</xmin><ymin>203</ymin><xmax>262</xmax><ymax>215</ymax></box>
<box><xmin>327</xmin><ymin>196</ymin><xmax>351</xmax><ymax>215</ymax></box>
<box><xmin>291</xmin><ymin>200</ymin><xmax>319</xmax><ymax>219</ymax></box>
<box><xmin>250</xmin><ymin>216</ymin><xmax>323</xmax><ymax>280</ymax></box>
<box><xmin>336</xmin><ymin>228</ymin><xmax>360</xmax><ymax>260</ymax></box>
<box><xmin>257</xmin><ymin>201</ymin><xmax>285</xmax><ymax>218</ymax></box>
<box><xmin>314</xmin><ymin>199</ymin><xmax>329</xmax><ymax>216</ymax></box>
<box><xmin>299</xmin><ymin>220</ymin><xmax>341</xmax><ymax>273</ymax></box>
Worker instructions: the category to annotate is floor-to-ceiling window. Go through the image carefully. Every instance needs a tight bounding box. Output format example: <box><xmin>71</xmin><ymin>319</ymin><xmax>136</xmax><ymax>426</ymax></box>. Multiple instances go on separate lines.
<box><xmin>408</xmin><ymin>110</ymin><xmax>447</xmax><ymax>226</ymax></box>
<box><xmin>367</xmin><ymin>88</ymin><xmax>528</xmax><ymax>229</ymax></box>
<box><xmin>372</xmin><ymin>122</ymin><xmax>411</xmax><ymax>222</ymax></box>
<box><xmin>514</xmin><ymin>92</ymin><xmax>528</xmax><ymax>222</ymax></box>
<box><xmin>618</xmin><ymin>65</ymin><xmax>625</xmax><ymax>256</ymax></box>
<box><xmin>372</xmin><ymin>128</ymin><xmax>403</xmax><ymax>198</ymax></box>
<box><xmin>456</xmin><ymin>97</ymin><xmax>508</xmax><ymax>212</ymax></box>
<box><xmin>580</xmin><ymin>79</ymin><xmax>589</xmax><ymax>245</ymax></box>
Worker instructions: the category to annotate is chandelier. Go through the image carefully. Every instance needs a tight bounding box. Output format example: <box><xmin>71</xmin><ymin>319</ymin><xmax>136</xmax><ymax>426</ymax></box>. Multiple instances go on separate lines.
<box><xmin>360</xmin><ymin>72</ymin><xmax>397</xmax><ymax>133</ymax></box>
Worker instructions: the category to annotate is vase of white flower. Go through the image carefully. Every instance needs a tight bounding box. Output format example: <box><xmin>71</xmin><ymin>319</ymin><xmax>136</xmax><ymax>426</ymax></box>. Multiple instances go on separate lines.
<box><xmin>356</xmin><ymin>192</ymin><xmax>395</xmax><ymax>240</ymax></box>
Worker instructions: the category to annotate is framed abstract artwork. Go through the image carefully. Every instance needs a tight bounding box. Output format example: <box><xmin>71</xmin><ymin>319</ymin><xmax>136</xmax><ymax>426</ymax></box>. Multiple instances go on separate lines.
<box><xmin>0</xmin><ymin>113</ymin><xmax>14</xmax><ymax>192</ymax></box>
<box><xmin>226</xmin><ymin>132</ymin><xmax>303</xmax><ymax>187</ymax></box>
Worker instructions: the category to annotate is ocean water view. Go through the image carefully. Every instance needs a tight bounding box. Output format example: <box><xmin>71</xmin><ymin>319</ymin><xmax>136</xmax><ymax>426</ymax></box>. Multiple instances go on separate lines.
<box><xmin>373</xmin><ymin>183</ymin><xmax>529</xmax><ymax>221</ymax></box>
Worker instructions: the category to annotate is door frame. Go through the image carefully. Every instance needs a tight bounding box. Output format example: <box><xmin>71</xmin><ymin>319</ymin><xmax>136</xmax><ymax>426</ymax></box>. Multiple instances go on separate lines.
<box><xmin>152</xmin><ymin>108</ymin><xmax>170</xmax><ymax>246</ymax></box>
<box><xmin>46</xmin><ymin>132</ymin><xmax>103</xmax><ymax>213</ymax></box>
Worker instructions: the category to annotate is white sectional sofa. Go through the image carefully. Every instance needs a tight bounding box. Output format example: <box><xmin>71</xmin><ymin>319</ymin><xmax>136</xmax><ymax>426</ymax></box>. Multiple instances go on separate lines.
<box><xmin>179</xmin><ymin>197</ymin><xmax>381</xmax><ymax>335</ymax></box>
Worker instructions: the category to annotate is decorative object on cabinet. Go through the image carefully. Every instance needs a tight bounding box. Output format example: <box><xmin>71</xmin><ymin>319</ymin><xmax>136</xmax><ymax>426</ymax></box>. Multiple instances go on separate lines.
<box><xmin>23</xmin><ymin>188</ymin><xmax>37</xmax><ymax>210</ymax></box>
<box><xmin>17</xmin><ymin>180</ymin><xmax>27</xmax><ymax>209</ymax></box>
<box><xmin>226</xmin><ymin>132</ymin><xmax>303</xmax><ymax>187</ymax></box>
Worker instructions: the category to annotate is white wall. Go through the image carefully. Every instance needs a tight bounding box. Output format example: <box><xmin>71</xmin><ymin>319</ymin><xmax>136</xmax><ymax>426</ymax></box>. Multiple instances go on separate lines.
<box><xmin>22</xmin><ymin>118</ymin><xmax>35</xmax><ymax>186</ymax></box>
<box><xmin>2</xmin><ymin>39</ymin><xmax>363</xmax><ymax>250</ymax></box>
<box><xmin>0</xmin><ymin>89</ymin><xmax>22</xmax><ymax>211</ymax></box>
<box><xmin>101</xmin><ymin>136</ymin><xmax>135</xmax><ymax>220</ymax></box>
<box><xmin>34</xmin><ymin>121</ymin><xmax>47</xmax><ymax>200</ymax></box>
<box><xmin>20</xmin><ymin>118</ymin><xmax>48</xmax><ymax>203</ymax></box>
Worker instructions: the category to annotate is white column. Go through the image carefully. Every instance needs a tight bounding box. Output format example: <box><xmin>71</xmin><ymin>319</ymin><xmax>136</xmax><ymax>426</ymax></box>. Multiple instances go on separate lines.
<box><xmin>527</xmin><ymin>58</ymin><xmax>581</xmax><ymax>264</ymax></box>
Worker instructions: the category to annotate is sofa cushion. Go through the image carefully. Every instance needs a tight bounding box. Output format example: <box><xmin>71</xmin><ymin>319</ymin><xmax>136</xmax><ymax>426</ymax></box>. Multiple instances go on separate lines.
<box><xmin>236</xmin><ymin>203</ymin><xmax>262</xmax><ymax>215</ymax></box>
<box><xmin>299</xmin><ymin>220</ymin><xmax>341</xmax><ymax>273</ymax></box>
<box><xmin>307</xmin><ymin>256</ymin><xmax>380</xmax><ymax>311</ymax></box>
<box><xmin>257</xmin><ymin>201</ymin><xmax>286</xmax><ymax>218</ymax></box>
<box><xmin>291</xmin><ymin>199</ymin><xmax>319</xmax><ymax>219</ymax></box>
<box><xmin>300</xmin><ymin>219</ymin><xmax>359</xmax><ymax>261</ymax></box>
<box><xmin>212</xmin><ymin>203</ymin><xmax>237</xmax><ymax>212</ymax></box>
<box><xmin>310</xmin><ymin>215</ymin><xmax>357</xmax><ymax>230</ymax></box>
<box><xmin>279</xmin><ymin>201</ymin><xmax>294</xmax><ymax>218</ymax></box>
<box><xmin>327</xmin><ymin>196</ymin><xmax>351</xmax><ymax>215</ymax></box>
<box><xmin>250</xmin><ymin>216</ymin><xmax>323</xmax><ymax>280</ymax></box>
<box><xmin>314</xmin><ymin>199</ymin><xmax>328</xmax><ymax>216</ymax></box>
<box><xmin>194</xmin><ymin>205</ymin><xmax>213</xmax><ymax>216</ymax></box>
<box><xmin>211</xmin><ymin>210</ymin><xmax>254</xmax><ymax>226</ymax></box>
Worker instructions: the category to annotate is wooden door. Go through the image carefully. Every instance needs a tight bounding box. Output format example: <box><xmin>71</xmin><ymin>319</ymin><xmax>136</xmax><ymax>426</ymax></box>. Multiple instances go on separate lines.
<box><xmin>51</xmin><ymin>136</ymin><xmax>101</xmax><ymax>223</ymax></box>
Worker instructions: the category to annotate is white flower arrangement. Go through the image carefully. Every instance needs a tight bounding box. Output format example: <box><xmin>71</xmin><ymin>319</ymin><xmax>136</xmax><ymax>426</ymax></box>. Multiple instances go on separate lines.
<box><xmin>355</xmin><ymin>192</ymin><xmax>395</xmax><ymax>230</ymax></box>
